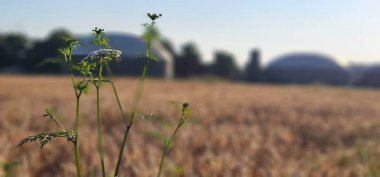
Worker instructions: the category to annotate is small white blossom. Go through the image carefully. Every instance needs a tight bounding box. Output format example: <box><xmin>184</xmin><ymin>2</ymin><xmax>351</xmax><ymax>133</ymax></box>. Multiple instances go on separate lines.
<box><xmin>84</xmin><ymin>49</ymin><xmax>122</xmax><ymax>63</ymax></box>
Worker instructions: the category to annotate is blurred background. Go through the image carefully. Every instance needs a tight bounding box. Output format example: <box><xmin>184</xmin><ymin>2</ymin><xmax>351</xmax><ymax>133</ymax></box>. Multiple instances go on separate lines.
<box><xmin>2</xmin><ymin>0</ymin><xmax>380</xmax><ymax>177</ymax></box>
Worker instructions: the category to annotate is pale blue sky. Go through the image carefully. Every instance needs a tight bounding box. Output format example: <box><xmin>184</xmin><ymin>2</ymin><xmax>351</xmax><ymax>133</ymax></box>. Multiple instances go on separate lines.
<box><xmin>1</xmin><ymin>0</ymin><xmax>380</xmax><ymax>66</ymax></box>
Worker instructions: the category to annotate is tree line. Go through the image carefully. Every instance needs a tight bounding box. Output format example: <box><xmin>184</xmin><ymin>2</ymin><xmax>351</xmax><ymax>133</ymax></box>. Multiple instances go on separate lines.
<box><xmin>0</xmin><ymin>29</ymin><xmax>71</xmax><ymax>73</ymax></box>
<box><xmin>0</xmin><ymin>30</ymin><xmax>244</xmax><ymax>80</ymax></box>
<box><xmin>161</xmin><ymin>40</ymin><xmax>241</xmax><ymax>80</ymax></box>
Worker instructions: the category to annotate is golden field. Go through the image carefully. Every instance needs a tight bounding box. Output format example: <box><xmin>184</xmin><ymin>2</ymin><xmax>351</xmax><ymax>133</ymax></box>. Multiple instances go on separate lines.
<box><xmin>1</xmin><ymin>75</ymin><xmax>380</xmax><ymax>177</ymax></box>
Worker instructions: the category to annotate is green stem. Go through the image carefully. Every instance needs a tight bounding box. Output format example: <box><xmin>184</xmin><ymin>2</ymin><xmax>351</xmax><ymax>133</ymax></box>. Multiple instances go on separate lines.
<box><xmin>73</xmin><ymin>143</ymin><xmax>81</xmax><ymax>177</ymax></box>
<box><xmin>96</xmin><ymin>64</ymin><xmax>106</xmax><ymax>177</ymax></box>
<box><xmin>66</xmin><ymin>51</ymin><xmax>82</xmax><ymax>177</ymax></box>
<box><xmin>99</xmin><ymin>64</ymin><xmax>103</xmax><ymax>79</ymax></box>
<box><xmin>75</xmin><ymin>96</ymin><xmax>80</xmax><ymax>131</ymax></box>
<box><xmin>156</xmin><ymin>107</ymin><xmax>186</xmax><ymax>177</ymax></box>
<box><xmin>156</xmin><ymin>125</ymin><xmax>181</xmax><ymax>177</ymax></box>
<box><xmin>105</xmin><ymin>64</ymin><xmax>127</xmax><ymax>122</ymax></box>
<box><xmin>114</xmin><ymin>59</ymin><xmax>148</xmax><ymax>177</ymax></box>
<box><xmin>70</xmin><ymin>72</ymin><xmax>78</xmax><ymax>97</ymax></box>
<box><xmin>73</xmin><ymin>97</ymin><xmax>82</xmax><ymax>177</ymax></box>
<box><xmin>96</xmin><ymin>87</ymin><xmax>106</xmax><ymax>177</ymax></box>
<box><xmin>111</xmin><ymin>82</ymin><xmax>127</xmax><ymax>121</ymax></box>
<box><xmin>114</xmin><ymin>20</ymin><xmax>156</xmax><ymax>177</ymax></box>
<box><xmin>156</xmin><ymin>142</ymin><xmax>168</xmax><ymax>177</ymax></box>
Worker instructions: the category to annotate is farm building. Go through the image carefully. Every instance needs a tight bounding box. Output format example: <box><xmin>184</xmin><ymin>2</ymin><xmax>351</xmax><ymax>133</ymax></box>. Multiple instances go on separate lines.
<box><xmin>264</xmin><ymin>52</ymin><xmax>349</xmax><ymax>85</ymax></box>
<box><xmin>73</xmin><ymin>32</ymin><xmax>173</xmax><ymax>78</ymax></box>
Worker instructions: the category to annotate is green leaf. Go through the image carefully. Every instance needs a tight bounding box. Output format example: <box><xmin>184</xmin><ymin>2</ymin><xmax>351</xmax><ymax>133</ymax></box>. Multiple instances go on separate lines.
<box><xmin>149</xmin><ymin>56</ymin><xmax>159</xmax><ymax>62</ymax></box>
<box><xmin>75</xmin><ymin>81</ymin><xmax>90</xmax><ymax>94</ymax></box>
<box><xmin>183</xmin><ymin>106</ymin><xmax>191</xmax><ymax>118</ymax></box>
<box><xmin>17</xmin><ymin>130</ymin><xmax>77</xmax><ymax>148</ymax></box>
<box><xmin>36</xmin><ymin>57</ymin><xmax>63</xmax><ymax>67</ymax></box>
<box><xmin>58</xmin><ymin>47</ymin><xmax>70</xmax><ymax>56</ymax></box>
<box><xmin>73</xmin><ymin>60</ymin><xmax>97</xmax><ymax>77</ymax></box>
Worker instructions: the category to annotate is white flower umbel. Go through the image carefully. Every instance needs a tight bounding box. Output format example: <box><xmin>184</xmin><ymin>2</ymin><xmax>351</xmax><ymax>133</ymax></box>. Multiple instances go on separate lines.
<box><xmin>84</xmin><ymin>49</ymin><xmax>122</xmax><ymax>64</ymax></box>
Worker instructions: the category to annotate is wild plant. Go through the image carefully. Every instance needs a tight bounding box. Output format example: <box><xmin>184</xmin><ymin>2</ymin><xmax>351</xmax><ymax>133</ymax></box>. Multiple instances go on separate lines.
<box><xmin>17</xmin><ymin>109</ymin><xmax>79</xmax><ymax>172</ymax></box>
<box><xmin>113</xmin><ymin>13</ymin><xmax>162</xmax><ymax>177</ymax></box>
<box><xmin>18</xmin><ymin>36</ymin><xmax>85</xmax><ymax>177</ymax></box>
<box><xmin>18</xmin><ymin>111</ymin><xmax>77</xmax><ymax>148</ymax></box>
<box><xmin>75</xmin><ymin>27</ymin><xmax>122</xmax><ymax>177</ymax></box>
<box><xmin>59</xmin><ymin>36</ymin><xmax>86</xmax><ymax>177</ymax></box>
<box><xmin>77</xmin><ymin>29</ymin><xmax>126</xmax><ymax>166</ymax></box>
<box><xmin>18</xmin><ymin>13</ymin><xmax>191</xmax><ymax>177</ymax></box>
<box><xmin>156</xmin><ymin>102</ymin><xmax>190</xmax><ymax>177</ymax></box>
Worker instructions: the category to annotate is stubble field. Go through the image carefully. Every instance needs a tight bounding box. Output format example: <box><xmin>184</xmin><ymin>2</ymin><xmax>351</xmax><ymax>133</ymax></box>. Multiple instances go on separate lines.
<box><xmin>1</xmin><ymin>75</ymin><xmax>380</xmax><ymax>177</ymax></box>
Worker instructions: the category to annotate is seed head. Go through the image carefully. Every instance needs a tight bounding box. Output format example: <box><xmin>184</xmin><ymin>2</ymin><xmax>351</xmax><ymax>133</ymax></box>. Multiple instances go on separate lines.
<box><xmin>84</xmin><ymin>49</ymin><xmax>122</xmax><ymax>63</ymax></box>
<box><xmin>92</xmin><ymin>27</ymin><xmax>105</xmax><ymax>36</ymax></box>
<box><xmin>147</xmin><ymin>13</ymin><xmax>162</xmax><ymax>21</ymax></box>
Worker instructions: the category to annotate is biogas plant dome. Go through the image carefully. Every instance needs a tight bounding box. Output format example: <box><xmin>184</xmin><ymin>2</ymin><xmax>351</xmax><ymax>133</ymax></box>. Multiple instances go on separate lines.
<box><xmin>264</xmin><ymin>52</ymin><xmax>349</xmax><ymax>85</ymax></box>
<box><xmin>73</xmin><ymin>32</ymin><xmax>173</xmax><ymax>63</ymax></box>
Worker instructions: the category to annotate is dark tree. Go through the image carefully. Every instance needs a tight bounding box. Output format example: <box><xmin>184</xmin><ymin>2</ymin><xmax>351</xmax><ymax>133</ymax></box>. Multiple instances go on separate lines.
<box><xmin>0</xmin><ymin>33</ymin><xmax>28</xmax><ymax>69</ymax></box>
<box><xmin>210</xmin><ymin>51</ymin><xmax>239</xmax><ymax>79</ymax></box>
<box><xmin>26</xmin><ymin>29</ymin><xmax>70</xmax><ymax>73</ymax></box>
<box><xmin>175</xmin><ymin>43</ymin><xmax>203</xmax><ymax>78</ymax></box>
<box><xmin>245</xmin><ymin>49</ymin><xmax>261</xmax><ymax>82</ymax></box>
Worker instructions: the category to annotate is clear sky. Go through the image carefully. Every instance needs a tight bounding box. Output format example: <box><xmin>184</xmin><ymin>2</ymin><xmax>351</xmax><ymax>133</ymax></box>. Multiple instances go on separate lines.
<box><xmin>1</xmin><ymin>0</ymin><xmax>380</xmax><ymax>67</ymax></box>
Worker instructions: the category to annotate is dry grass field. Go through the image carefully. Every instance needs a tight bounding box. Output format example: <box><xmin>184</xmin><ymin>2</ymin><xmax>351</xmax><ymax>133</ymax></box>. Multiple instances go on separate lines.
<box><xmin>1</xmin><ymin>75</ymin><xmax>380</xmax><ymax>177</ymax></box>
